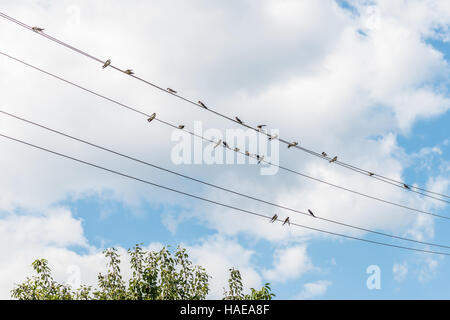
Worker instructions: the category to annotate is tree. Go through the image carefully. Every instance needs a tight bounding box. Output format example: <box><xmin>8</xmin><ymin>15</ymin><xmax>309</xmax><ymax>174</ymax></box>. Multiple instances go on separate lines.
<box><xmin>11</xmin><ymin>244</ymin><xmax>274</xmax><ymax>300</ymax></box>
<box><xmin>223</xmin><ymin>268</ymin><xmax>275</xmax><ymax>300</ymax></box>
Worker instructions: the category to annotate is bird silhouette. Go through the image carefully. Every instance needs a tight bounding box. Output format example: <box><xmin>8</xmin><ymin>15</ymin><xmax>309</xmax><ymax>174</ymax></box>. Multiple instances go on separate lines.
<box><xmin>322</xmin><ymin>152</ymin><xmax>328</xmax><ymax>157</ymax></box>
<box><xmin>282</xmin><ymin>217</ymin><xmax>290</xmax><ymax>226</ymax></box>
<box><xmin>287</xmin><ymin>142</ymin><xmax>298</xmax><ymax>148</ymax></box>
<box><xmin>147</xmin><ymin>113</ymin><xmax>156</xmax><ymax>122</ymax></box>
<box><xmin>256</xmin><ymin>155</ymin><xmax>264</xmax><ymax>164</ymax></box>
<box><xmin>103</xmin><ymin>59</ymin><xmax>111</xmax><ymax>69</ymax></box>
<box><xmin>234</xmin><ymin>147</ymin><xmax>240</xmax><ymax>152</ymax></box>
<box><xmin>245</xmin><ymin>151</ymin><xmax>250</xmax><ymax>156</ymax></box>
<box><xmin>329</xmin><ymin>156</ymin><xmax>337</xmax><ymax>163</ymax></box>
<box><xmin>167</xmin><ymin>88</ymin><xmax>177</xmax><ymax>94</ymax></box>
<box><xmin>32</xmin><ymin>26</ymin><xmax>44</xmax><ymax>32</ymax></box>
<box><xmin>308</xmin><ymin>209</ymin><xmax>315</xmax><ymax>217</ymax></box>
<box><xmin>214</xmin><ymin>139</ymin><xmax>222</xmax><ymax>149</ymax></box>
<box><xmin>198</xmin><ymin>101</ymin><xmax>208</xmax><ymax>109</ymax></box>
<box><xmin>124</xmin><ymin>69</ymin><xmax>134</xmax><ymax>75</ymax></box>
<box><xmin>368</xmin><ymin>172</ymin><xmax>374</xmax><ymax>176</ymax></box>
<box><xmin>223</xmin><ymin>141</ymin><xmax>229</xmax><ymax>148</ymax></box>
<box><xmin>178</xmin><ymin>125</ymin><xmax>185</xmax><ymax>129</ymax></box>
<box><xmin>403</xmin><ymin>184</ymin><xmax>410</xmax><ymax>190</ymax></box>
<box><xmin>257</xmin><ymin>125</ymin><xmax>266</xmax><ymax>132</ymax></box>
<box><xmin>268</xmin><ymin>134</ymin><xmax>278</xmax><ymax>141</ymax></box>
<box><xmin>270</xmin><ymin>214</ymin><xmax>278</xmax><ymax>223</ymax></box>
<box><xmin>102</xmin><ymin>59</ymin><xmax>111</xmax><ymax>69</ymax></box>
<box><xmin>235</xmin><ymin>117</ymin><xmax>243</xmax><ymax>124</ymax></box>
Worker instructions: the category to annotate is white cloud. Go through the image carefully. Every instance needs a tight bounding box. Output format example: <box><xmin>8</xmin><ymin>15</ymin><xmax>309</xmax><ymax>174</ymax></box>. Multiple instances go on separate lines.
<box><xmin>418</xmin><ymin>256</ymin><xmax>440</xmax><ymax>283</ymax></box>
<box><xmin>0</xmin><ymin>208</ymin><xmax>103</xmax><ymax>299</ymax></box>
<box><xmin>186</xmin><ymin>235</ymin><xmax>262</xmax><ymax>299</ymax></box>
<box><xmin>296</xmin><ymin>280</ymin><xmax>332</xmax><ymax>299</ymax></box>
<box><xmin>262</xmin><ymin>245</ymin><xmax>314</xmax><ymax>283</ymax></box>
<box><xmin>393</xmin><ymin>261</ymin><xmax>408</xmax><ymax>282</ymax></box>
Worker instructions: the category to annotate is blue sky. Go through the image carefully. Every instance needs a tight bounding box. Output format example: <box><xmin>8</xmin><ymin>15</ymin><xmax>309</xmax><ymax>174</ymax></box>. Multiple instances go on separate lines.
<box><xmin>0</xmin><ymin>0</ymin><xmax>449</xmax><ymax>299</ymax></box>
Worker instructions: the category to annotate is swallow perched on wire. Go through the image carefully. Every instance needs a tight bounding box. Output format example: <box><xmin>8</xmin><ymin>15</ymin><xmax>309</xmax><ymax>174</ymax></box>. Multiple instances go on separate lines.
<box><xmin>147</xmin><ymin>113</ymin><xmax>156</xmax><ymax>122</ymax></box>
<box><xmin>257</xmin><ymin>125</ymin><xmax>266</xmax><ymax>132</ymax></box>
<box><xmin>256</xmin><ymin>155</ymin><xmax>264</xmax><ymax>164</ymax></box>
<box><xmin>287</xmin><ymin>141</ymin><xmax>298</xmax><ymax>148</ymax></box>
<box><xmin>223</xmin><ymin>141</ymin><xmax>229</xmax><ymax>148</ymax></box>
<box><xmin>403</xmin><ymin>184</ymin><xmax>410</xmax><ymax>190</ymax></box>
<box><xmin>245</xmin><ymin>151</ymin><xmax>250</xmax><ymax>156</ymax></box>
<box><xmin>214</xmin><ymin>139</ymin><xmax>222</xmax><ymax>149</ymax></box>
<box><xmin>368</xmin><ymin>172</ymin><xmax>374</xmax><ymax>176</ymax></box>
<box><xmin>235</xmin><ymin>117</ymin><xmax>243</xmax><ymax>124</ymax></box>
<box><xmin>124</xmin><ymin>69</ymin><xmax>134</xmax><ymax>75</ymax></box>
<box><xmin>178</xmin><ymin>125</ymin><xmax>185</xmax><ymax>129</ymax></box>
<box><xmin>167</xmin><ymin>88</ymin><xmax>177</xmax><ymax>94</ymax></box>
<box><xmin>269</xmin><ymin>134</ymin><xmax>278</xmax><ymax>141</ymax></box>
<box><xmin>270</xmin><ymin>214</ymin><xmax>278</xmax><ymax>223</ymax></box>
<box><xmin>322</xmin><ymin>152</ymin><xmax>328</xmax><ymax>157</ymax></box>
<box><xmin>102</xmin><ymin>59</ymin><xmax>111</xmax><ymax>69</ymax></box>
<box><xmin>32</xmin><ymin>26</ymin><xmax>44</xmax><ymax>32</ymax></box>
<box><xmin>329</xmin><ymin>156</ymin><xmax>337</xmax><ymax>163</ymax></box>
<box><xmin>198</xmin><ymin>101</ymin><xmax>208</xmax><ymax>109</ymax></box>
<box><xmin>282</xmin><ymin>217</ymin><xmax>290</xmax><ymax>226</ymax></box>
<box><xmin>308</xmin><ymin>209</ymin><xmax>316</xmax><ymax>217</ymax></box>
<box><xmin>234</xmin><ymin>147</ymin><xmax>240</xmax><ymax>152</ymax></box>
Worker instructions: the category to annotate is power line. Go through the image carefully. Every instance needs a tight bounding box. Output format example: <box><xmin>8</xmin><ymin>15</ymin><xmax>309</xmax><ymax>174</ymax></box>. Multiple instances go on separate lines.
<box><xmin>1</xmin><ymin>132</ymin><xmax>449</xmax><ymax>257</ymax></box>
<box><xmin>1</xmin><ymin>10</ymin><xmax>448</xmax><ymax>201</ymax></box>
<box><xmin>2</xmin><ymin>109</ymin><xmax>449</xmax><ymax>250</ymax></box>
<box><xmin>1</xmin><ymin>50</ymin><xmax>449</xmax><ymax>221</ymax></box>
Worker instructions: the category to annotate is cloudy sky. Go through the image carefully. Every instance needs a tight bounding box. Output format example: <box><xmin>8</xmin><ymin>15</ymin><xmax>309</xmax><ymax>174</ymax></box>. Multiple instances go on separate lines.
<box><xmin>0</xmin><ymin>0</ymin><xmax>449</xmax><ymax>299</ymax></box>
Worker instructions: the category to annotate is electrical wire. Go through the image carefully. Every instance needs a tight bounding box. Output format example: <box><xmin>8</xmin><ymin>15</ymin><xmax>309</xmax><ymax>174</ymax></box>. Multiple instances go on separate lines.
<box><xmin>0</xmin><ymin>50</ymin><xmax>448</xmax><ymax>221</ymax></box>
<box><xmin>1</xmin><ymin>10</ymin><xmax>448</xmax><ymax>201</ymax></box>
<box><xmin>1</xmin><ymin>132</ymin><xmax>449</xmax><ymax>256</ymax></box>
<box><xmin>2</xmin><ymin>108</ymin><xmax>449</xmax><ymax>249</ymax></box>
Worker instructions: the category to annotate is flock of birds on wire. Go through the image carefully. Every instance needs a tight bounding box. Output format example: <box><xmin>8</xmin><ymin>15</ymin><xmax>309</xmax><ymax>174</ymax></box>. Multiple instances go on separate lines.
<box><xmin>25</xmin><ymin>25</ymin><xmax>442</xmax><ymax>228</ymax></box>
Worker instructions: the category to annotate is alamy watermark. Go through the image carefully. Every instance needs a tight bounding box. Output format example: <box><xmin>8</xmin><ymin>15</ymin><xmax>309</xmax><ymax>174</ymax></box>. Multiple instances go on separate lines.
<box><xmin>366</xmin><ymin>265</ymin><xmax>381</xmax><ymax>290</ymax></box>
<box><xmin>170</xmin><ymin>121</ymin><xmax>280</xmax><ymax>175</ymax></box>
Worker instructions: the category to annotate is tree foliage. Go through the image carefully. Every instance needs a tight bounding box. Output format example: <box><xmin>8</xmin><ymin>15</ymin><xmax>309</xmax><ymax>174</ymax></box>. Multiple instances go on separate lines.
<box><xmin>223</xmin><ymin>268</ymin><xmax>275</xmax><ymax>300</ymax></box>
<box><xmin>11</xmin><ymin>244</ymin><xmax>274</xmax><ymax>300</ymax></box>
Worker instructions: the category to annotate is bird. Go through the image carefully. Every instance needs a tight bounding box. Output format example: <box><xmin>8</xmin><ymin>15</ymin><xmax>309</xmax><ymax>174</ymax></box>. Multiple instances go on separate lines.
<box><xmin>147</xmin><ymin>113</ymin><xmax>156</xmax><ymax>122</ymax></box>
<box><xmin>234</xmin><ymin>147</ymin><xmax>240</xmax><ymax>152</ymax></box>
<box><xmin>257</xmin><ymin>125</ymin><xmax>266</xmax><ymax>132</ymax></box>
<box><xmin>223</xmin><ymin>141</ymin><xmax>229</xmax><ymax>148</ymax></box>
<box><xmin>368</xmin><ymin>172</ymin><xmax>374</xmax><ymax>176</ymax></box>
<box><xmin>282</xmin><ymin>217</ymin><xmax>290</xmax><ymax>226</ymax></box>
<box><xmin>321</xmin><ymin>152</ymin><xmax>328</xmax><ymax>157</ymax></box>
<box><xmin>270</xmin><ymin>214</ymin><xmax>278</xmax><ymax>223</ymax></box>
<box><xmin>403</xmin><ymin>184</ymin><xmax>410</xmax><ymax>190</ymax></box>
<box><xmin>257</xmin><ymin>155</ymin><xmax>264</xmax><ymax>164</ymax></box>
<box><xmin>198</xmin><ymin>101</ymin><xmax>208</xmax><ymax>109</ymax></box>
<box><xmin>178</xmin><ymin>125</ymin><xmax>185</xmax><ymax>129</ymax></box>
<box><xmin>102</xmin><ymin>59</ymin><xmax>111</xmax><ymax>69</ymax></box>
<box><xmin>214</xmin><ymin>139</ymin><xmax>222</xmax><ymax>149</ymax></box>
<box><xmin>32</xmin><ymin>26</ymin><xmax>44</xmax><ymax>32</ymax></box>
<box><xmin>268</xmin><ymin>134</ymin><xmax>278</xmax><ymax>141</ymax></box>
<box><xmin>329</xmin><ymin>156</ymin><xmax>337</xmax><ymax>163</ymax></box>
<box><xmin>308</xmin><ymin>209</ymin><xmax>315</xmax><ymax>217</ymax></box>
<box><xmin>287</xmin><ymin>141</ymin><xmax>298</xmax><ymax>148</ymax></box>
<box><xmin>235</xmin><ymin>117</ymin><xmax>243</xmax><ymax>124</ymax></box>
<box><xmin>245</xmin><ymin>151</ymin><xmax>250</xmax><ymax>156</ymax></box>
<box><xmin>124</xmin><ymin>69</ymin><xmax>134</xmax><ymax>75</ymax></box>
<box><xmin>167</xmin><ymin>88</ymin><xmax>177</xmax><ymax>94</ymax></box>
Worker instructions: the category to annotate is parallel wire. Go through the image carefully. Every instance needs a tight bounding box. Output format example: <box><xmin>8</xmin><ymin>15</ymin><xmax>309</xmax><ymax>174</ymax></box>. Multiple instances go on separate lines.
<box><xmin>1</xmin><ymin>132</ymin><xmax>449</xmax><ymax>256</ymax></box>
<box><xmin>1</xmin><ymin>50</ymin><xmax>449</xmax><ymax>221</ymax></box>
<box><xmin>1</xmin><ymin>10</ymin><xmax>448</xmax><ymax>201</ymax></box>
<box><xmin>2</xmin><ymin>109</ymin><xmax>449</xmax><ymax>249</ymax></box>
